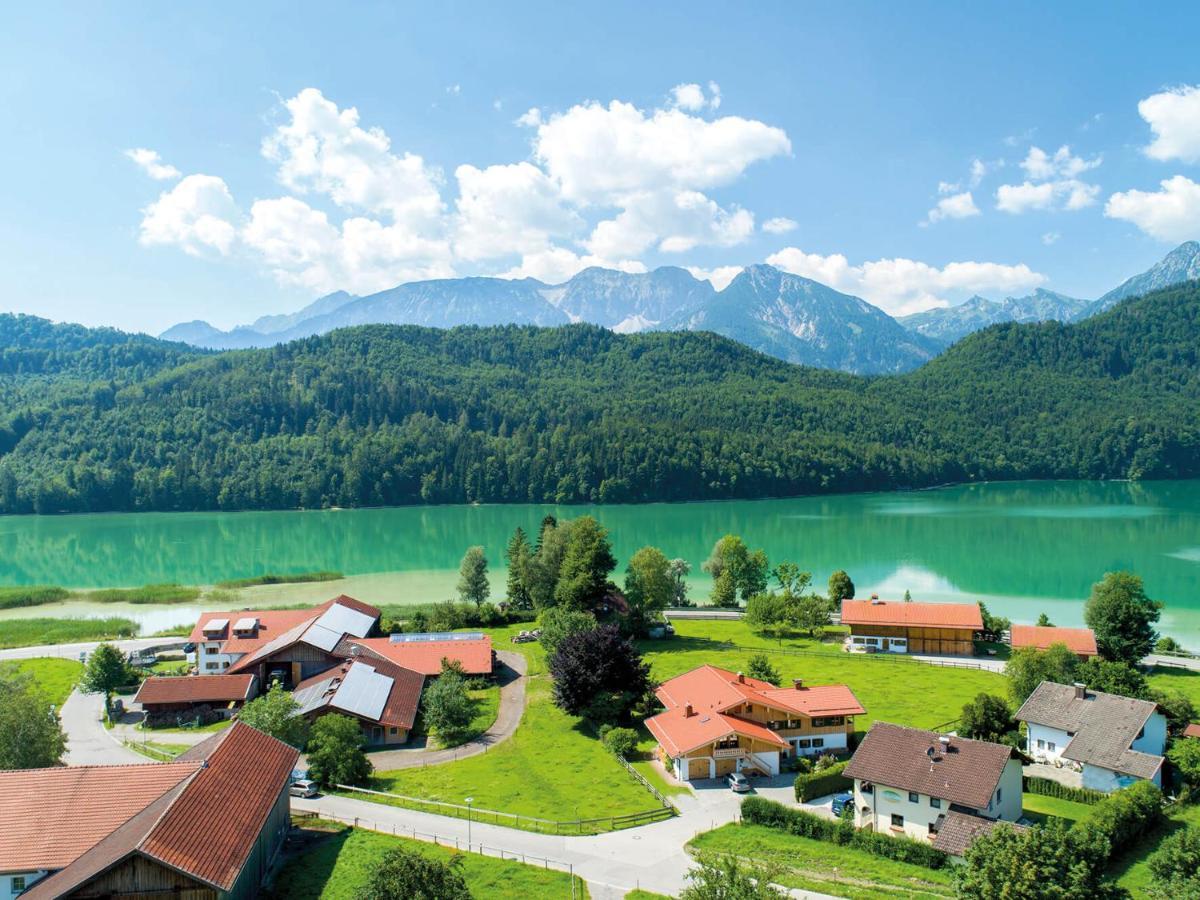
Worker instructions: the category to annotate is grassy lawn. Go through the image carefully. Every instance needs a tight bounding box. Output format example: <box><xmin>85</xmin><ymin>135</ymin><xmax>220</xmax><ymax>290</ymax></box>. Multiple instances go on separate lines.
<box><xmin>0</xmin><ymin>617</ymin><xmax>139</xmax><ymax>649</ymax></box>
<box><xmin>127</xmin><ymin>739</ymin><xmax>192</xmax><ymax>760</ymax></box>
<box><xmin>0</xmin><ymin>657</ymin><xmax>83</xmax><ymax>705</ymax></box>
<box><xmin>481</xmin><ymin>623</ymin><xmax>548</xmax><ymax>675</ymax></box>
<box><xmin>269</xmin><ymin>824</ymin><xmax>588</xmax><ymax>899</ymax></box>
<box><xmin>689</xmin><ymin>823</ymin><xmax>955</xmax><ymax>898</ymax></box>
<box><xmin>1111</xmin><ymin>801</ymin><xmax>1200</xmax><ymax>897</ymax></box>
<box><xmin>1021</xmin><ymin>793</ymin><xmax>1095</xmax><ymax>825</ymax></box>
<box><xmin>147</xmin><ymin>659</ymin><xmax>191</xmax><ymax>675</ymax></box>
<box><xmin>139</xmin><ymin>717</ymin><xmax>233</xmax><ymax>735</ymax></box>
<box><xmin>362</xmin><ymin>679</ymin><xmax>658</xmax><ymax>827</ymax></box>
<box><xmin>1147</xmin><ymin>666</ymin><xmax>1200</xmax><ymax>709</ymax></box>
<box><xmin>624</xmin><ymin>892</ymin><xmax>672</xmax><ymax>900</ymax></box>
<box><xmin>641</xmin><ymin>620</ymin><xmax>1005</xmax><ymax>732</ymax></box>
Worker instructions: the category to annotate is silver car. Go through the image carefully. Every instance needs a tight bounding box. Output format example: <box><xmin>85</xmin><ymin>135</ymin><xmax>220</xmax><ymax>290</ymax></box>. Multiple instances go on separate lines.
<box><xmin>289</xmin><ymin>779</ymin><xmax>319</xmax><ymax>798</ymax></box>
<box><xmin>727</xmin><ymin>772</ymin><xmax>751</xmax><ymax>793</ymax></box>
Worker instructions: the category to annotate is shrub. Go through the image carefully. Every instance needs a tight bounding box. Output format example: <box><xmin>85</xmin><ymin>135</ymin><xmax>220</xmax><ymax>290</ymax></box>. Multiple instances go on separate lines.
<box><xmin>1023</xmin><ymin>776</ymin><xmax>1106</xmax><ymax>805</ymax></box>
<box><xmin>601</xmin><ymin>726</ymin><xmax>638</xmax><ymax>759</ymax></box>
<box><xmin>359</xmin><ymin>846</ymin><xmax>471</xmax><ymax>900</ymax></box>
<box><xmin>793</xmin><ymin>759</ymin><xmax>851</xmax><ymax>802</ymax></box>
<box><xmin>1147</xmin><ymin>825</ymin><xmax>1200</xmax><ymax>897</ymax></box>
<box><xmin>814</xmin><ymin>753</ymin><xmax>837</xmax><ymax>771</ymax></box>
<box><xmin>741</xmin><ymin>796</ymin><xmax>948</xmax><ymax>869</ymax></box>
<box><xmin>1072</xmin><ymin>780</ymin><xmax>1162</xmax><ymax>865</ymax></box>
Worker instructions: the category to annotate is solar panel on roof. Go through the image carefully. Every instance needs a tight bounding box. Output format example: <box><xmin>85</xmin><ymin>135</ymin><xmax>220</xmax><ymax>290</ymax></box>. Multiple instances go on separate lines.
<box><xmin>389</xmin><ymin>631</ymin><xmax>485</xmax><ymax>643</ymax></box>
<box><xmin>302</xmin><ymin>623</ymin><xmax>343</xmax><ymax>652</ymax></box>
<box><xmin>316</xmin><ymin>603</ymin><xmax>375</xmax><ymax>639</ymax></box>
<box><xmin>330</xmin><ymin>662</ymin><xmax>390</xmax><ymax>721</ymax></box>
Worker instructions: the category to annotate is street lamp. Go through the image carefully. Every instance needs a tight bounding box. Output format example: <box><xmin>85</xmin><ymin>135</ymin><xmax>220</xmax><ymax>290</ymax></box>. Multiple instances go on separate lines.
<box><xmin>465</xmin><ymin>797</ymin><xmax>474</xmax><ymax>848</ymax></box>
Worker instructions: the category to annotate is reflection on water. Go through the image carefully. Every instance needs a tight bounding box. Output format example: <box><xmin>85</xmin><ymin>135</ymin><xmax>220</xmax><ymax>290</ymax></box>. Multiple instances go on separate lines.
<box><xmin>0</xmin><ymin>479</ymin><xmax>1198</xmax><ymax>641</ymax></box>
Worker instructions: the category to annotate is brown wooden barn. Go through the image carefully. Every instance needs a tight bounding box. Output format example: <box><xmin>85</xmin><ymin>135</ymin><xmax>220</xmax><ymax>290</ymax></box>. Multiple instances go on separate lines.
<box><xmin>840</xmin><ymin>599</ymin><xmax>983</xmax><ymax>655</ymax></box>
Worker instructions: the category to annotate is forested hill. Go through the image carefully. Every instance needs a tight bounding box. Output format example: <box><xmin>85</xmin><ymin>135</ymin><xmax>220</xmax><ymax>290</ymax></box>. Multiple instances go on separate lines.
<box><xmin>0</xmin><ymin>281</ymin><xmax>1197</xmax><ymax>513</ymax></box>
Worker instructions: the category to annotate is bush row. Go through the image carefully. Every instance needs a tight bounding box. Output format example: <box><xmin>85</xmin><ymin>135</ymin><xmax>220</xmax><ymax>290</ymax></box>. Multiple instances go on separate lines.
<box><xmin>794</xmin><ymin>759</ymin><xmax>852</xmax><ymax>802</ymax></box>
<box><xmin>383</xmin><ymin>600</ymin><xmax>538</xmax><ymax>634</ymax></box>
<box><xmin>1023</xmin><ymin>776</ymin><xmax>1105</xmax><ymax>806</ymax></box>
<box><xmin>741</xmin><ymin>796</ymin><xmax>948</xmax><ymax>869</ymax></box>
<box><xmin>0</xmin><ymin>585</ymin><xmax>70</xmax><ymax>609</ymax></box>
<box><xmin>1070</xmin><ymin>779</ymin><xmax>1163</xmax><ymax>866</ymax></box>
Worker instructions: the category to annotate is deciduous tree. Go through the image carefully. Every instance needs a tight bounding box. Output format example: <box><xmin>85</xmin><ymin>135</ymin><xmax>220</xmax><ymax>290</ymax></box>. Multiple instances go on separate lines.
<box><xmin>1006</xmin><ymin>644</ymin><xmax>1080</xmax><ymax>705</ymax></box>
<box><xmin>0</xmin><ymin>670</ymin><xmax>66</xmax><ymax>769</ymax></box>
<box><xmin>536</xmin><ymin>607</ymin><xmax>597</xmax><ymax>657</ymax></box>
<box><xmin>624</xmin><ymin>545</ymin><xmax>674</xmax><ymax>635</ymax></box>
<box><xmin>827</xmin><ymin>570</ymin><xmax>855</xmax><ymax>605</ymax></box>
<box><xmin>1085</xmin><ymin>571</ymin><xmax>1162</xmax><ymax>665</ymax></box>
<box><xmin>456</xmin><ymin>546</ymin><xmax>489</xmax><ymax>607</ymax></box>
<box><xmin>305</xmin><ymin>713</ymin><xmax>373</xmax><ymax>787</ymax></box>
<box><xmin>668</xmin><ymin>558</ymin><xmax>692</xmax><ymax>607</ymax></box>
<box><xmin>745</xmin><ymin>653</ymin><xmax>780</xmax><ymax>685</ymax></box>
<box><xmin>422</xmin><ymin>670</ymin><xmax>474</xmax><ymax>746</ymax></box>
<box><xmin>554</xmin><ymin>517</ymin><xmax>617</xmax><ymax>611</ymax></box>
<box><xmin>703</xmin><ymin>535</ymin><xmax>768</xmax><ymax>604</ymax></box>
<box><xmin>238</xmin><ymin>683</ymin><xmax>309</xmax><ymax>748</ymax></box>
<box><xmin>959</xmin><ymin>693</ymin><xmax>1017</xmax><ymax>744</ymax></box>
<box><xmin>360</xmin><ymin>846</ymin><xmax>472</xmax><ymax>900</ymax></box>
<box><xmin>548</xmin><ymin>624</ymin><xmax>650</xmax><ymax>723</ymax></box>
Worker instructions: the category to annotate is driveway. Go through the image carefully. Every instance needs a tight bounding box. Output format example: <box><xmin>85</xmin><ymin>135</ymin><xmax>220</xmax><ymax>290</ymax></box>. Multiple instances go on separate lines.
<box><xmin>0</xmin><ymin>637</ymin><xmax>187</xmax><ymax>663</ymax></box>
<box><xmin>60</xmin><ymin>689</ymin><xmax>149</xmax><ymax>766</ymax></box>
<box><xmin>360</xmin><ymin>651</ymin><xmax>527</xmax><ymax>770</ymax></box>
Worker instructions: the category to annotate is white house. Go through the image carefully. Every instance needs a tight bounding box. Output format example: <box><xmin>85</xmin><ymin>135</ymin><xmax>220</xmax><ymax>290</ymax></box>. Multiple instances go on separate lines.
<box><xmin>1015</xmin><ymin>681</ymin><xmax>1166</xmax><ymax>791</ymax></box>
<box><xmin>843</xmin><ymin>722</ymin><xmax>1023</xmax><ymax>848</ymax></box>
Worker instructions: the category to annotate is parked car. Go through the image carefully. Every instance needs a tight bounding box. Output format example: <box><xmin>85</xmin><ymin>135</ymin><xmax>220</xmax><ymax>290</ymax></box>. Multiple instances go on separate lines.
<box><xmin>831</xmin><ymin>792</ymin><xmax>854</xmax><ymax>816</ymax></box>
<box><xmin>289</xmin><ymin>779</ymin><xmax>319</xmax><ymax>798</ymax></box>
<box><xmin>727</xmin><ymin>772</ymin><xmax>752</xmax><ymax>793</ymax></box>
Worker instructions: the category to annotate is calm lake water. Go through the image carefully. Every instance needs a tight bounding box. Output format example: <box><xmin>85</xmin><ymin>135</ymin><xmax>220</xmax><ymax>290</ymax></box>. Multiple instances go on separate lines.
<box><xmin>1</xmin><ymin>479</ymin><xmax>1199</xmax><ymax>644</ymax></box>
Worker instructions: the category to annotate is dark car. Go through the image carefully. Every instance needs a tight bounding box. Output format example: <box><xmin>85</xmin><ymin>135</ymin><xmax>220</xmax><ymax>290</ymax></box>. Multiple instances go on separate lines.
<box><xmin>831</xmin><ymin>792</ymin><xmax>854</xmax><ymax>816</ymax></box>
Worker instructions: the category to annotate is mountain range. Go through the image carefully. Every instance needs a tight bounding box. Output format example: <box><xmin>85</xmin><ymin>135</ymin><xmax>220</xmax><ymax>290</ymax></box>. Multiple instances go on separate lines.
<box><xmin>162</xmin><ymin>241</ymin><xmax>1200</xmax><ymax>375</ymax></box>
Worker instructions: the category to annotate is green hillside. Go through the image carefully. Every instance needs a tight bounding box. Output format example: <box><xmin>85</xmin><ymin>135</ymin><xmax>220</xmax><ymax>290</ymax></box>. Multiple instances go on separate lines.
<box><xmin>0</xmin><ymin>281</ymin><xmax>1196</xmax><ymax>513</ymax></box>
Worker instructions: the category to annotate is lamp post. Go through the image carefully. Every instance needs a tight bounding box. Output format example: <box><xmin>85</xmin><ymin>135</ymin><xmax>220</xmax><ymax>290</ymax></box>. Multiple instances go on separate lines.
<box><xmin>465</xmin><ymin>797</ymin><xmax>474</xmax><ymax>848</ymax></box>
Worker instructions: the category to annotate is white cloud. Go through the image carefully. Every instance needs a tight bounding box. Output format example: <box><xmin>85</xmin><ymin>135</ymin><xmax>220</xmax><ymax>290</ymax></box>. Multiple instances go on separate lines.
<box><xmin>762</xmin><ymin>216</ymin><xmax>797</xmax><ymax>234</ymax></box>
<box><xmin>1042</xmin><ymin>231</ymin><xmax>1060</xmax><ymax>245</ymax></box>
<box><xmin>499</xmin><ymin>246</ymin><xmax>646</xmax><ymax>284</ymax></box>
<box><xmin>685</xmin><ymin>264</ymin><xmax>742</xmax><ymax>290</ymax></box>
<box><xmin>125</xmin><ymin>148</ymin><xmax>181</xmax><ymax>181</ymax></box>
<box><xmin>670</xmin><ymin>82</ymin><xmax>721</xmax><ymax>112</ymax></box>
<box><xmin>138</xmin><ymin>174</ymin><xmax>238</xmax><ymax>256</ymax></box>
<box><xmin>969</xmin><ymin>158</ymin><xmax>991</xmax><ymax>187</ymax></box>
<box><xmin>446</xmin><ymin>84</ymin><xmax>461</xmax><ymax>96</ymax></box>
<box><xmin>516</xmin><ymin>107</ymin><xmax>542</xmax><ymax>127</ymax></box>
<box><xmin>453</xmin><ymin>161</ymin><xmax>584</xmax><ymax>260</ymax></box>
<box><xmin>925</xmin><ymin>191</ymin><xmax>980</xmax><ymax>224</ymax></box>
<box><xmin>1139</xmin><ymin>85</ymin><xmax>1200</xmax><ymax>163</ymax></box>
<box><xmin>585</xmin><ymin>190</ymin><xmax>754</xmax><ymax>258</ymax></box>
<box><xmin>937</xmin><ymin>181</ymin><xmax>961</xmax><ymax>195</ymax></box>
<box><xmin>996</xmin><ymin>145</ymin><xmax>1100</xmax><ymax>214</ymax></box>
<box><xmin>707</xmin><ymin>81</ymin><xmax>722</xmax><ymax>110</ymax></box>
<box><xmin>1105</xmin><ymin>175</ymin><xmax>1200</xmax><ymax>242</ymax></box>
<box><xmin>765</xmin><ymin>247</ymin><xmax>1046</xmax><ymax>316</ymax></box>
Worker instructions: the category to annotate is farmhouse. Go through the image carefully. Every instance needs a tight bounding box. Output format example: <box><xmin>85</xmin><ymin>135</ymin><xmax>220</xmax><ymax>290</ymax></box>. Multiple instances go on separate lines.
<box><xmin>844</xmin><ymin>722</ymin><xmax>1022</xmax><ymax>846</ymax></box>
<box><xmin>190</xmin><ymin>596</ymin><xmax>381</xmax><ymax>688</ymax></box>
<box><xmin>0</xmin><ymin>723</ymin><xmax>296</xmax><ymax>900</ymax></box>
<box><xmin>1015</xmin><ymin>681</ymin><xmax>1166</xmax><ymax>791</ymax></box>
<box><xmin>1010</xmin><ymin>624</ymin><xmax>1098</xmax><ymax>658</ymax></box>
<box><xmin>840</xmin><ymin>598</ymin><xmax>982</xmax><ymax>655</ymax></box>
<box><xmin>134</xmin><ymin>673</ymin><xmax>257</xmax><ymax>720</ymax></box>
<box><xmin>293</xmin><ymin>655</ymin><xmax>425</xmax><ymax>745</ymax></box>
<box><xmin>645</xmin><ymin>664</ymin><xmax>865</xmax><ymax>781</ymax></box>
<box><xmin>348</xmin><ymin>631</ymin><xmax>495</xmax><ymax>677</ymax></box>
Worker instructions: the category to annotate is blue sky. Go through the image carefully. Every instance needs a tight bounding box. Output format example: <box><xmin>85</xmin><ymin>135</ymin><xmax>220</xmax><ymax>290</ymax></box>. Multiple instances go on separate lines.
<box><xmin>3</xmin><ymin>1</ymin><xmax>1200</xmax><ymax>333</ymax></box>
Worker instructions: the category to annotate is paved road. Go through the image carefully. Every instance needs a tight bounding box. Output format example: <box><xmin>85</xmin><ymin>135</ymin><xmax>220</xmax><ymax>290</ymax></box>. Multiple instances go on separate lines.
<box><xmin>294</xmin><ymin>781</ymin><xmax>834</xmax><ymax>899</ymax></box>
<box><xmin>60</xmin><ymin>689</ymin><xmax>149</xmax><ymax>766</ymax></box>
<box><xmin>362</xmin><ymin>650</ymin><xmax>528</xmax><ymax>770</ymax></box>
<box><xmin>0</xmin><ymin>636</ymin><xmax>187</xmax><ymax>662</ymax></box>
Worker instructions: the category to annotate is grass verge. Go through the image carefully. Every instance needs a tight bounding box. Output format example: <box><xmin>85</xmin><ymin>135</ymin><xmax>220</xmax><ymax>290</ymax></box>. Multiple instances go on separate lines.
<box><xmin>0</xmin><ymin>616</ymin><xmax>139</xmax><ymax>649</ymax></box>
<box><xmin>0</xmin><ymin>657</ymin><xmax>83</xmax><ymax>705</ymax></box>
<box><xmin>688</xmin><ymin>822</ymin><xmax>955</xmax><ymax>898</ymax></box>
<box><xmin>269</xmin><ymin>824</ymin><xmax>588</xmax><ymax>899</ymax></box>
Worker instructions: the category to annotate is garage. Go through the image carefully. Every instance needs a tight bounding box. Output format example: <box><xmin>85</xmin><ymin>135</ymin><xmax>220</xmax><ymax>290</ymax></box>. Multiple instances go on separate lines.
<box><xmin>715</xmin><ymin>756</ymin><xmax>738</xmax><ymax>777</ymax></box>
<box><xmin>688</xmin><ymin>757</ymin><xmax>711</xmax><ymax>780</ymax></box>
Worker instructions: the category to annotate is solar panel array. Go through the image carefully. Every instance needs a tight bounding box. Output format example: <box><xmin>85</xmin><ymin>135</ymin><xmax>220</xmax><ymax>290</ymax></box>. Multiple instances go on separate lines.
<box><xmin>389</xmin><ymin>631</ymin><xmax>485</xmax><ymax>643</ymax></box>
<box><xmin>330</xmin><ymin>662</ymin><xmax>391</xmax><ymax>721</ymax></box>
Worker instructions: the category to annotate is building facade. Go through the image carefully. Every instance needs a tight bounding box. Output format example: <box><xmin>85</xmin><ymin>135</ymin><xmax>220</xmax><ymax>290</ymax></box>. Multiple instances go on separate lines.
<box><xmin>840</xmin><ymin>599</ymin><xmax>983</xmax><ymax>655</ymax></box>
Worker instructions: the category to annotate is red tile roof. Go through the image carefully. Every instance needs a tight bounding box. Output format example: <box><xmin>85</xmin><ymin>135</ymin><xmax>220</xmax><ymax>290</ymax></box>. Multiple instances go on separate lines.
<box><xmin>134</xmin><ymin>674</ymin><xmax>257</xmax><ymax>706</ymax></box>
<box><xmin>655</xmin><ymin>664</ymin><xmax>864</xmax><ymax>719</ymax></box>
<box><xmin>295</xmin><ymin>656</ymin><xmax>425</xmax><ymax>729</ymax></box>
<box><xmin>1010</xmin><ymin>625</ymin><xmax>1098</xmax><ymax>656</ymax></box>
<box><xmin>841</xmin><ymin>599</ymin><xmax>983</xmax><ymax>630</ymax></box>
<box><xmin>0</xmin><ymin>763</ymin><xmax>196</xmax><ymax>871</ymax></box>
<box><xmin>1184</xmin><ymin>723</ymin><xmax>1200</xmax><ymax>740</ymax></box>
<box><xmin>189</xmin><ymin>595</ymin><xmax>381</xmax><ymax>656</ymax></box>
<box><xmin>759</xmin><ymin>685</ymin><xmax>867</xmax><ymax>718</ymax></box>
<box><xmin>350</xmin><ymin>635</ymin><xmax>494</xmax><ymax>676</ymax></box>
<box><xmin>645</xmin><ymin>707</ymin><xmax>789</xmax><ymax>757</ymax></box>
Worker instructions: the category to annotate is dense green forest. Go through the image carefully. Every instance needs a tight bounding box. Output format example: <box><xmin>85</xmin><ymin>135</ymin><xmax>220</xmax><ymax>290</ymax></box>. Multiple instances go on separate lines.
<box><xmin>0</xmin><ymin>281</ymin><xmax>1197</xmax><ymax>513</ymax></box>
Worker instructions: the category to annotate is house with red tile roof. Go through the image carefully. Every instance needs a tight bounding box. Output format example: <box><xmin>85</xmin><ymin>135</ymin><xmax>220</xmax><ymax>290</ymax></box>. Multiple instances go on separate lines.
<box><xmin>134</xmin><ymin>673</ymin><xmax>257</xmax><ymax>718</ymax></box>
<box><xmin>1009</xmin><ymin>624</ymin><xmax>1098</xmax><ymax>658</ymax></box>
<box><xmin>347</xmin><ymin>632</ymin><xmax>494</xmax><ymax>677</ymax></box>
<box><xmin>190</xmin><ymin>595</ymin><xmax>380</xmax><ymax>688</ymax></box>
<box><xmin>645</xmin><ymin>664</ymin><xmax>865</xmax><ymax>782</ymax></box>
<box><xmin>841</xmin><ymin>599</ymin><xmax>983</xmax><ymax>655</ymax></box>
<box><xmin>292</xmin><ymin>655</ymin><xmax>425</xmax><ymax>745</ymax></box>
<box><xmin>1</xmin><ymin>722</ymin><xmax>297</xmax><ymax>900</ymax></box>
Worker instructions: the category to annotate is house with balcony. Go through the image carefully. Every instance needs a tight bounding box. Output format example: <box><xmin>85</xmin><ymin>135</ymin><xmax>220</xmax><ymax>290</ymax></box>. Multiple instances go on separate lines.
<box><xmin>645</xmin><ymin>664</ymin><xmax>865</xmax><ymax>782</ymax></box>
<box><xmin>844</xmin><ymin>722</ymin><xmax>1023</xmax><ymax>850</ymax></box>
<box><xmin>841</xmin><ymin>598</ymin><xmax>983</xmax><ymax>655</ymax></box>
<box><xmin>1015</xmin><ymin>681</ymin><xmax>1166</xmax><ymax>791</ymax></box>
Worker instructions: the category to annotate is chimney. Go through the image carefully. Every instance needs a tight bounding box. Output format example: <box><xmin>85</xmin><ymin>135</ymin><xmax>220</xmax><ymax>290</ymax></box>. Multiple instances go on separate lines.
<box><xmin>737</xmin><ymin>672</ymin><xmax>745</xmax><ymax>684</ymax></box>
<box><xmin>870</xmin><ymin>594</ymin><xmax>882</xmax><ymax>604</ymax></box>
<box><xmin>1073</xmin><ymin>682</ymin><xmax>1087</xmax><ymax>700</ymax></box>
<box><xmin>939</xmin><ymin>735</ymin><xmax>951</xmax><ymax>749</ymax></box>
<box><xmin>793</xmin><ymin>678</ymin><xmax>804</xmax><ymax>691</ymax></box>
<box><xmin>684</xmin><ymin>703</ymin><xmax>694</xmax><ymax>718</ymax></box>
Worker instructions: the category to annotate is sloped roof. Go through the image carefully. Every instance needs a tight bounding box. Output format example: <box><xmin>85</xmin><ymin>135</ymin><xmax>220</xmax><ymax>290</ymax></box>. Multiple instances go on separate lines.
<box><xmin>293</xmin><ymin>657</ymin><xmax>424</xmax><ymax>729</ymax></box>
<box><xmin>844</xmin><ymin>722</ymin><xmax>1017</xmax><ymax>811</ymax></box>
<box><xmin>1183</xmin><ymin>723</ymin><xmax>1200</xmax><ymax>740</ymax></box>
<box><xmin>134</xmin><ymin>674</ymin><xmax>256</xmax><ymax>706</ymax></box>
<box><xmin>18</xmin><ymin>724</ymin><xmax>297</xmax><ymax>898</ymax></box>
<box><xmin>932</xmin><ymin>811</ymin><xmax>1027</xmax><ymax>856</ymax></box>
<box><xmin>654</xmin><ymin>665</ymin><xmax>864</xmax><ymax>719</ymax></box>
<box><xmin>348</xmin><ymin>635</ymin><xmax>493</xmax><ymax>676</ymax></box>
<box><xmin>759</xmin><ymin>685</ymin><xmax>866</xmax><ymax>718</ymax></box>
<box><xmin>1010</xmin><ymin>625</ymin><xmax>1098</xmax><ymax>656</ymax></box>
<box><xmin>1015</xmin><ymin>681</ymin><xmax>1163</xmax><ymax>779</ymax></box>
<box><xmin>645</xmin><ymin>707</ymin><xmax>789</xmax><ymax>758</ymax></box>
<box><xmin>225</xmin><ymin>596</ymin><xmax>381</xmax><ymax>674</ymax></box>
<box><xmin>191</xmin><ymin>596</ymin><xmax>380</xmax><ymax>657</ymax></box>
<box><xmin>840</xmin><ymin>599</ymin><xmax>983</xmax><ymax>630</ymax></box>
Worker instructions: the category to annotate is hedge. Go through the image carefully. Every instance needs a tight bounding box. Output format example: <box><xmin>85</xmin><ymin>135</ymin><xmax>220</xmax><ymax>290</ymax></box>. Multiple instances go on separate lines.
<box><xmin>740</xmin><ymin>796</ymin><xmax>949</xmax><ymax>869</ymax></box>
<box><xmin>1070</xmin><ymin>780</ymin><xmax>1163</xmax><ymax>866</ymax></box>
<box><xmin>1023</xmin><ymin>776</ymin><xmax>1106</xmax><ymax>806</ymax></box>
<box><xmin>794</xmin><ymin>760</ymin><xmax>852</xmax><ymax>802</ymax></box>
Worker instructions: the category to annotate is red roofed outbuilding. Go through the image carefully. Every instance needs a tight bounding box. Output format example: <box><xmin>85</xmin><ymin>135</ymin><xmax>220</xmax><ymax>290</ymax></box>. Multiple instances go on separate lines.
<box><xmin>1010</xmin><ymin>625</ymin><xmax>1098</xmax><ymax>658</ymax></box>
<box><xmin>348</xmin><ymin>633</ymin><xmax>494</xmax><ymax>677</ymax></box>
<box><xmin>841</xmin><ymin>599</ymin><xmax>983</xmax><ymax>655</ymax></box>
<box><xmin>645</xmin><ymin>664</ymin><xmax>865</xmax><ymax>782</ymax></box>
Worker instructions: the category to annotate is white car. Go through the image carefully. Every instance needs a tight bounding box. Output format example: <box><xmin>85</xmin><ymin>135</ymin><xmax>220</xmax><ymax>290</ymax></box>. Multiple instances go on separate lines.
<box><xmin>289</xmin><ymin>779</ymin><xmax>319</xmax><ymax>798</ymax></box>
<box><xmin>727</xmin><ymin>772</ymin><xmax>752</xmax><ymax>793</ymax></box>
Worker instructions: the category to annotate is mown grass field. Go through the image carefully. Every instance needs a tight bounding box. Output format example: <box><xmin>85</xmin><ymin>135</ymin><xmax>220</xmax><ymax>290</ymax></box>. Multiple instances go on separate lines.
<box><xmin>689</xmin><ymin>823</ymin><xmax>955</xmax><ymax>898</ymax></box>
<box><xmin>641</xmin><ymin>620</ymin><xmax>1005</xmax><ymax>732</ymax></box>
<box><xmin>0</xmin><ymin>657</ymin><xmax>83</xmax><ymax>705</ymax></box>
<box><xmin>269</xmin><ymin>824</ymin><xmax>588</xmax><ymax>899</ymax></box>
<box><xmin>0</xmin><ymin>616</ymin><xmax>139</xmax><ymax>649</ymax></box>
<box><xmin>1146</xmin><ymin>665</ymin><xmax>1200</xmax><ymax>708</ymax></box>
<box><xmin>1021</xmin><ymin>793</ymin><xmax>1095</xmax><ymax>825</ymax></box>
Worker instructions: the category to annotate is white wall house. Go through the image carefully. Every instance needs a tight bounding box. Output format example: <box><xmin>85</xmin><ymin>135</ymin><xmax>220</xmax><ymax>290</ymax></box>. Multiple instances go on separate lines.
<box><xmin>1016</xmin><ymin>681</ymin><xmax>1166</xmax><ymax>793</ymax></box>
<box><xmin>3</xmin><ymin>871</ymin><xmax>47</xmax><ymax>897</ymax></box>
<box><xmin>844</xmin><ymin>723</ymin><xmax>1024</xmax><ymax>850</ymax></box>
